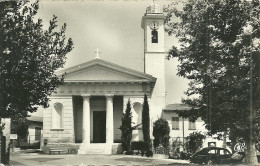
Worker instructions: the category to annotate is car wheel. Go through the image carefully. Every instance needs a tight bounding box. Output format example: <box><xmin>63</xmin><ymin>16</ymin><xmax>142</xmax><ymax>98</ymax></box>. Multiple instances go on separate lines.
<box><xmin>207</xmin><ymin>159</ymin><xmax>214</xmax><ymax>165</ymax></box>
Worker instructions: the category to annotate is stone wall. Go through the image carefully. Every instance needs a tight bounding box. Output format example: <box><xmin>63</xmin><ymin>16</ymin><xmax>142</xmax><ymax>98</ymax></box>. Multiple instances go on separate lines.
<box><xmin>113</xmin><ymin>96</ymin><xmax>123</xmax><ymax>143</ymax></box>
<box><xmin>43</xmin><ymin>97</ymin><xmax>74</xmax><ymax>143</ymax></box>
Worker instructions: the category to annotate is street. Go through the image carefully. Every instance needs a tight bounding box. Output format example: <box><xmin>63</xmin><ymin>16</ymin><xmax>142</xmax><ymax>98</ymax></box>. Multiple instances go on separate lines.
<box><xmin>9</xmin><ymin>149</ymin><xmax>255</xmax><ymax>166</ymax></box>
<box><xmin>10</xmin><ymin>151</ymin><xmax>192</xmax><ymax>166</ymax></box>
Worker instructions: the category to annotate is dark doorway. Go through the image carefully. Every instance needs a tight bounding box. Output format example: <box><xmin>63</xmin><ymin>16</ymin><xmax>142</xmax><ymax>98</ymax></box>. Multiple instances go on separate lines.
<box><xmin>93</xmin><ymin>111</ymin><xmax>106</xmax><ymax>143</ymax></box>
<box><xmin>35</xmin><ymin>127</ymin><xmax>41</xmax><ymax>141</ymax></box>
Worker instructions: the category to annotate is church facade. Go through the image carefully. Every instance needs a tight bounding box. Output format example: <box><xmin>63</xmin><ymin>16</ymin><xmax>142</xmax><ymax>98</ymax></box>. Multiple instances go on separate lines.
<box><xmin>42</xmin><ymin>4</ymin><xmax>167</xmax><ymax>154</ymax></box>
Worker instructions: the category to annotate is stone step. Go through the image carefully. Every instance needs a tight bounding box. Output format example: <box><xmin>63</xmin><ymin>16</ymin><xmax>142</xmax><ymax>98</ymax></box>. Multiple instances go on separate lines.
<box><xmin>78</xmin><ymin>143</ymin><xmax>112</xmax><ymax>154</ymax></box>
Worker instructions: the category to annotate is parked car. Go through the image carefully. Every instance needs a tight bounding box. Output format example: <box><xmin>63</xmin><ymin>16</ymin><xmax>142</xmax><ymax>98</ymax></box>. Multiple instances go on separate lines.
<box><xmin>218</xmin><ymin>151</ymin><xmax>245</xmax><ymax>164</ymax></box>
<box><xmin>190</xmin><ymin>147</ymin><xmax>232</xmax><ymax>164</ymax></box>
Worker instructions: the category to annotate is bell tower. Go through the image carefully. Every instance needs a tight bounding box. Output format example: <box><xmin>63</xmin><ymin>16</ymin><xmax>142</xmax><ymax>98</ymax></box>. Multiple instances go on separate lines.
<box><xmin>141</xmin><ymin>3</ymin><xmax>166</xmax><ymax>118</ymax></box>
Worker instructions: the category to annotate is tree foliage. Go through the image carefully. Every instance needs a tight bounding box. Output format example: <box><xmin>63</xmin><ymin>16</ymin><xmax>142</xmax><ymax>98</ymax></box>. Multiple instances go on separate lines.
<box><xmin>153</xmin><ymin>118</ymin><xmax>170</xmax><ymax>148</ymax></box>
<box><xmin>0</xmin><ymin>1</ymin><xmax>73</xmax><ymax>118</ymax></box>
<box><xmin>11</xmin><ymin>114</ymin><xmax>29</xmax><ymax>139</ymax></box>
<box><xmin>119</xmin><ymin>99</ymin><xmax>133</xmax><ymax>151</ymax></box>
<box><xmin>164</xmin><ymin>0</ymin><xmax>260</xmax><ymax>164</ymax></box>
<box><xmin>142</xmin><ymin>94</ymin><xmax>151</xmax><ymax>145</ymax></box>
<box><xmin>184</xmin><ymin>131</ymin><xmax>206</xmax><ymax>154</ymax></box>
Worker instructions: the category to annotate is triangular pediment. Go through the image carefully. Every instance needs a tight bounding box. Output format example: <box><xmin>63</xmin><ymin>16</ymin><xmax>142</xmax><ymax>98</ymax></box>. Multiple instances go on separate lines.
<box><xmin>56</xmin><ymin>58</ymin><xmax>156</xmax><ymax>83</ymax></box>
<box><xmin>64</xmin><ymin>65</ymin><xmax>147</xmax><ymax>81</ymax></box>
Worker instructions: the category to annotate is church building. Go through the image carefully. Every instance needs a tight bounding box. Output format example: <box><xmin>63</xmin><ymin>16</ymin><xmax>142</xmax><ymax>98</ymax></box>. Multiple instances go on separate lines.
<box><xmin>43</xmin><ymin>3</ymin><xmax>171</xmax><ymax>154</ymax></box>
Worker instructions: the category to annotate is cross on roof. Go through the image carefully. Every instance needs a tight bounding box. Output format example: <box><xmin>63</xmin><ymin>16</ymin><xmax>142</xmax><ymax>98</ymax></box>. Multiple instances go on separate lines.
<box><xmin>95</xmin><ymin>48</ymin><xmax>101</xmax><ymax>59</ymax></box>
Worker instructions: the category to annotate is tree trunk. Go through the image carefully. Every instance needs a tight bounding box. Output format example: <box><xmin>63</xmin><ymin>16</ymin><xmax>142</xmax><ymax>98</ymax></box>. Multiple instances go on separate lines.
<box><xmin>245</xmin><ymin>140</ymin><xmax>258</xmax><ymax>165</ymax></box>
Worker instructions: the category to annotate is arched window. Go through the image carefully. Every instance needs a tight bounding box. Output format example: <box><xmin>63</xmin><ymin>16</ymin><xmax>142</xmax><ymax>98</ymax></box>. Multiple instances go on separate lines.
<box><xmin>52</xmin><ymin>102</ymin><xmax>63</xmax><ymax>129</ymax></box>
<box><xmin>133</xmin><ymin>102</ymin><xmax>143</xmax><ymax>129</ymax></box>
<box><xmin>151</xmin><ymin>30</ymin><xmax>158</xmax><ymax>43</ymax></box>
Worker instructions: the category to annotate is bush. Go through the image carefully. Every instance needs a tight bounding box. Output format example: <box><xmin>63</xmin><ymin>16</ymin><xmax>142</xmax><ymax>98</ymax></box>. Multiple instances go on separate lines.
<box><xmin>180</xmin><ymin>151</ymin><xmax>191</xmax><ymax>159</ymax></box>
<box><xmin>20</xmin><ymin>141</ymin><xmax>40</xmax><ymax>149</ymax></box>
<box><xmin>162</xmin><ymin>134</ymin><xmax>170</xmax><ymax>148</ymax></box>
<box><xmin>30</xmin><ymin>142</ymin><xmax>40</xmax><ymax>149</ymax></box>
<box><xmin>141</xmin><ymin>150</ymin><xmax>145</xmax><ymax>156</ymax></box>
<box><xmin>185</xmin><ymin>131</ymin><xmax>206</xmax><ymax>154</ymax></box>
<box><xmin>125</xmin><ymin>150</ymin><xmax>134</xmax><ymax>155</ymax></box>
<box><xmin>130</xmin><ymin>141</ymin><xmax>151</xmax><ymax>157</ymax></box>
<box><xmin>153</xmin><ymin>119</ymin><xmax>170</xmax><ymax>148</ymax></box>
<box><xmin>131</xmin><ymin>141</ymin><xmax>149</xmax><ymax>151</ymax></box>
<box><xmin>145</xmin><ymin>149</ymin><xmax>153</xmax><ymax>157</ymax></box>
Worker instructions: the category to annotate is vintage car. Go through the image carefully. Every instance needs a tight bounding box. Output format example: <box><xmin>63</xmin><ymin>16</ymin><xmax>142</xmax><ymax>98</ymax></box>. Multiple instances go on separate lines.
<box><xmin>190</xmin><ymin>147</ymin><xmax>232</xmax><ymax>164</ymax></box>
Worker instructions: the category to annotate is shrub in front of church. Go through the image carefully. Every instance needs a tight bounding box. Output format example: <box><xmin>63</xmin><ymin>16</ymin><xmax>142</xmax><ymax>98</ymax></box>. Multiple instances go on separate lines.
<box><xmin>142</xmin><ymin>94</ymin><xmax>151</xmax><ymax>146</ymax></box>
<box><xmin>119</xmin><ymin>99</ymin><xmax>133</xmax><ymax>151</ymax></box>
<box><xmin>125</xmin><ymin>150</ymin><xmax>134</xmax><ymax>155</ymax></box>
<box><xmin>153</xmin><ymin>119</ymin><xmax>170</xmax><ymax>149</ymax></box>
<box><xmin>131</xmin><ymin>141</ymin><xmax>150</xmax><ymax>156</ymax></box>
<box><xmin>145</xmin><ymin>149</ymin><xmax>153</xmax><ymax>157</ymax></box>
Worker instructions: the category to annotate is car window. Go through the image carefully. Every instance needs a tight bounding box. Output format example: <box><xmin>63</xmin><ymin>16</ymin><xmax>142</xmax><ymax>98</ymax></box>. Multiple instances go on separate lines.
<box><xmin>209</xmin><ymin>149</ymin><xmax>217</xmax><ymax>154</ymax></box>
<box><xmin>219</xmin><ymin>149</ymin><xmax>230</xmax><ymax>155</ymax></box>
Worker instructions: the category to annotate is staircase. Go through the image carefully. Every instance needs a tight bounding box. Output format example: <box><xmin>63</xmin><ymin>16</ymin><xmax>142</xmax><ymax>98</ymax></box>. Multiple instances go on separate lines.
<box><xmin>42</xmin><ymin>143</ymin><xmax>80</xmax><ymax>154</ymax></box>
<box><xmin>78</xmin><ymin>143</ymin><xmax>112</xmax><ymax>154</ymax></box>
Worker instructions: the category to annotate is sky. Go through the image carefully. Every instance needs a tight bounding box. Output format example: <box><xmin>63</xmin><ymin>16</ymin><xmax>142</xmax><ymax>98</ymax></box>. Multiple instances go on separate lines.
<box><xmin>32</xmin><ymin>0</ymin><xmax>189</xmax><ymax>116</ymax></box>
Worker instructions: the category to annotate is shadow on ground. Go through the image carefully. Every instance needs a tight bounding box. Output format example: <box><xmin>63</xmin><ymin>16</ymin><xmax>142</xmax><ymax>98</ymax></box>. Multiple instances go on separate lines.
<box><xmin>115</xmin><ymin>157</ymin><xmax>154</xmax><ymax>163</ymax></box>
<box><xmin>12</xmin><ymin>149</ymin><xmax>43</xmax><ymax>154</ymax></box>
<box><xmin>25</xmin><ymin>157</ymin><xmax>63</xmax><ymax>163</ymax></box>
<box><xmin>116</xmin><ymin>157</ymin><xmax>194</xmax><ymax>165</ymax></box>
<box><xmin>166</xmin><ymin>164</ymin><xmax>193</xmax><ymax>166</ymax></box>
<box><xmin>9</xmin><ymin>160</ymin><xmax>26</xmax><ymax>166</ymax></box>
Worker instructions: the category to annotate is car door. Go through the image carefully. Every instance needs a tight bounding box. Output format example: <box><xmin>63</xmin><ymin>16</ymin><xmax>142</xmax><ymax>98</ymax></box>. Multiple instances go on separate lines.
<box><xmin>214</xmin><ymin>148</ymin><xmax>232</xmax><ymax>164</ymax></box>
<box><xmin>219</xmin><ymin>149</ymin><xmax>231</xmax><ymax>160</ymax></box>
<box><xmin>191</xmin><ymin>149</ymin><xmax>208</xmax><ymax>163</ymax></box>
<box><xmin>208</xmin><ymin>148</ymin><xmax>218</xmax><ymax>162</ymax></box>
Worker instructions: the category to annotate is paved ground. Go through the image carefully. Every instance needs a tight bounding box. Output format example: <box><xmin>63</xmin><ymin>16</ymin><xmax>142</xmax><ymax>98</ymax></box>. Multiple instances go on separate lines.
<box><xmin>10</xmin><ymin>151</ymin><xmax>192</xmax><ymax>166</ymax></box>
<box><xmin>10</xmin><ymin>150</ymin><xmax>255</xmax><ymax>166</ymax></box>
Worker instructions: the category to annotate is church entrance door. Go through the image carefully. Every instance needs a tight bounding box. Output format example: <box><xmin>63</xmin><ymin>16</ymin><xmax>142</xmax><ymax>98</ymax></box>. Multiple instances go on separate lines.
<box><xmin>93</xmin><ymin>111</ymin><xmax>106</xmax><ymax>143</ymax></box>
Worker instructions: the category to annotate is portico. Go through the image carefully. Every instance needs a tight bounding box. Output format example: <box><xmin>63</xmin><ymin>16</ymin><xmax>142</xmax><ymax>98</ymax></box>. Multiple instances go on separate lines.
<box><xmin>42</xmin><ymin>58</ymin><xmax>156</xmax><ymax>154</ymax></box>
<box><xmin>80</xmin><ymin>94</ymin><xmax>114</xmax><ymax>144</ymax></box>
<box><xmin>75</xmin><ymin>94</ymin><xmax>117</xmax><ymax>154</ymax></box>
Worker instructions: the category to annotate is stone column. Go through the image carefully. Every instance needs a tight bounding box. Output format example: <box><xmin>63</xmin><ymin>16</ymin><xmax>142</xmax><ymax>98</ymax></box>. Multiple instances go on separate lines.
<box><xmin>81</xmin><ymin>94</ymin><xmax>91</xmax><ymax>144</ymax></box>
<box><xmin>105</xmin><ymin>94</ymin><xmax>114</xmax><ymax>144</ymax></box>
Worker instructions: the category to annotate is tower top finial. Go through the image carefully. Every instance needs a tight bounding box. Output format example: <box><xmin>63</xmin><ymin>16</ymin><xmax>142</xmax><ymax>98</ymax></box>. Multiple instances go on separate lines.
<box><xmin>146</xmin><ymin>2</ymin><xmax>161</xmax><ymax>14</ymax></box>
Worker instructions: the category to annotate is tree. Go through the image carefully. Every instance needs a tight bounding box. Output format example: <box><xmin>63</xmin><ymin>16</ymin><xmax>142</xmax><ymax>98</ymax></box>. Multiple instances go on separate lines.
<box><xmin>11</xmin><ymin>114</ymin><xmax>29</xmax><ymax>146</ymax></box>
<box><xmin>0</xmin><ymin>1</ymin><xmax>73</xmax><ymax>119</ymax></box>
<box><xmin>119</xmin><ymin>99</ymin><xmax>133</xmax><ymax>151</ymax></box>
<box><xmin>164</xmin><ymin>0</ymin><xmax>260</xmax><ymax>164</ymax></box>
<box><xmin>153</xmin><ymin>119</ymin><xmax>170</xmax><ymax>148</ymax></box>
<box><xmin>142</xmin><ymin>94</ymin><xmax>151</xmax><ymax>146</ymax></box>
<box><xmin>185</xmin><ymin>131</ymin><xmax>206</xmax><ymax>154</ymax></box>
